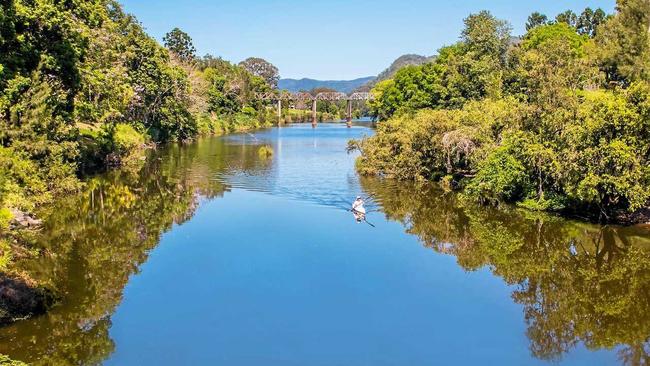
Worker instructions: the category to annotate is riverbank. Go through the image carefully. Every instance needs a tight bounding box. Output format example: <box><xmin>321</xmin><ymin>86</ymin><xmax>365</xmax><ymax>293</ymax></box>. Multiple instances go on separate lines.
<box><xmin>355</xmin><ymin>7</ymin><xmax>649</xmax><ymax>224</ymax></box>
<box><xmin>351</xmin><ymin>111</ymin><xmax>650</xmax><ymax>226</ymax></box>
<box><xmin>0</xmin><ymin>117</ymin><xmax>278</xmax><ymax>325</ymax></box>
<box><xmin>0</xmin><ymin>0</ymin><xmax>283</xmax><ymax>288</ymax></box>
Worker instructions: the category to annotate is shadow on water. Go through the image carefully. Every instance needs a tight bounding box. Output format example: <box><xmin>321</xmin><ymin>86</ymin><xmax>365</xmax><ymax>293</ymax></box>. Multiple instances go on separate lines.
<box><xmin>0</xmin><ymin>123</ymin><xmax>648</xmax><ymax>365</ymax></box>
<box><xmin>360</xmin><ymin>178</ymin><xmax>650</xmax><ymax>365</ymax></box>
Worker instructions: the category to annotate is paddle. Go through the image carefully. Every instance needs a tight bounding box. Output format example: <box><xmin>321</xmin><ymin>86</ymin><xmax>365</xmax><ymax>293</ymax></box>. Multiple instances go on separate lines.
<box><xmin>350</xmin><ymin>208</ymin><xmax>376</xmax><ymax>228</ymax></box>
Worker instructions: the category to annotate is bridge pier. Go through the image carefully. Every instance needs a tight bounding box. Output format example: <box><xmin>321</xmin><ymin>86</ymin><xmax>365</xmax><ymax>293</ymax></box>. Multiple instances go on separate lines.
<box><xmin>346</xmin><ymin>99</ymin><xmax>352</xmax><ymax>128</ymax></box>
<box><xmin>254</xmin><ymin>92</ymin><xmax>374</xmax><ymax>128</ymax></box>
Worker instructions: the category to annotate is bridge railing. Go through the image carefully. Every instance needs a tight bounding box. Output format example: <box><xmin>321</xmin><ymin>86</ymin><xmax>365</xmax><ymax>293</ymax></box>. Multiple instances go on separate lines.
<box><xmin>254</xmin><ymin>91</ymin><xmax>374</xmax><ymax>101</ymax></box>
<box><xmin>255</xmin><ymin>90</ymin><xmax>374</xmax><ymax>127</ymax></box>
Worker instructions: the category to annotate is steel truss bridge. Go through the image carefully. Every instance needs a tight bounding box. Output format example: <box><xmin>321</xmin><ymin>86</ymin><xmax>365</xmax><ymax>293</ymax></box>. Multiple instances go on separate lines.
<box><xmin>255</xmin><ymin>92</ymin><xmax>374</xmax><ymax>127</ymax></box>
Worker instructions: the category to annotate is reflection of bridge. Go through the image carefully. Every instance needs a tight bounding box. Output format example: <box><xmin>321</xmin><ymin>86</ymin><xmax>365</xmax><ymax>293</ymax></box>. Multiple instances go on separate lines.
<box><xmin>255</xmin><ymin>92</ymin><xmax>374</xmax><ymax>127</ymax></box>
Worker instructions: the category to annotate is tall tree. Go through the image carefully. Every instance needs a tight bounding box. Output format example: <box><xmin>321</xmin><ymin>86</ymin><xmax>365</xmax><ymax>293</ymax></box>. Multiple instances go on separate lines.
<box><xmin>526</xmin><ymin>12</ymin><xmax>548</xmax><ymax>31</ymax></box>
<box><xmin>461</xmin><ymin>10</ymin><xmax>512</xmax><ymax>60</ymax></box>
<box><xmin>576</xmin><ymin>7</ymin><xmax>607</xmax><ymax>37</ymax></box>
<box><xmin>555</xmin><ymin>10</ymin><xmax>578</xmax><ymax>28</ymax></box>
<box><xmin>163</xmin><ymin>28</ymin><xmax>196</xmax><ymax>62</ymax></box>
<box><xmin>595</xmin><ymin>0</ymin><xmax>650</xmax><ymax>84</ymax></box>
<box><xmin>238</xmin><ymin>57</ymin><xmax>280</xmax><ymax>88</ymax></box>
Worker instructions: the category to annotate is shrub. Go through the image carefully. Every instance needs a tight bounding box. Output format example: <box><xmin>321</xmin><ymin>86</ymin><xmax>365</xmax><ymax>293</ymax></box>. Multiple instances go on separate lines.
<box><xmin>440</xmin><ymin>175</ymin><xmax>454</xmax><ymax>192</ymax></box>
<box><xmin>0</xmin><ymin>354</ymin><xmax>29</xmax><ymax>366</ymax></box>
<box><xmin>517</xmin><ymin>194</ymin><xmax>566</xmax><ymax>212</ymax></box>
<box><xmin>0</xmin><ymin>209</ymin><xmax>12</xmax><ymax>232</ymax></box>
<box><xmin>112</xmin><ymin>124</ymin><xmax>145</xmax><ymax>155</ymax></box>
<box><xmin>0</xmin><ymin>240</ymin><xmax>11</xmax><ymax>272</ymax></box>
<box><xmin>464</xmin><ymin>146</ymin><xmax>528</xmax><ymax>205</ymax></box>
<box><xmin>0</xmin><ymin>147</ymin><xmax>52</xmax><ymax>210</ymax></box>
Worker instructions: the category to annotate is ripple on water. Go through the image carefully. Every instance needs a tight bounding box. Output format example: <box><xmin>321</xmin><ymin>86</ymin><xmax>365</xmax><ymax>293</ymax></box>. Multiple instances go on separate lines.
<box><xmin>211</xmin><ymin>123</ymin><xmax>377</xmax><ymax>212</ymax></box>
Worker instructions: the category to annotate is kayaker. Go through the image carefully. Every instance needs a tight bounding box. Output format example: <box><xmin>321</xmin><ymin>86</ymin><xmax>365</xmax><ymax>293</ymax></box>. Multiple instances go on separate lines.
<box><xmin>352</xmin><ymin>196</ymin><xmax>366</xmax><ymax>223</ymax></box>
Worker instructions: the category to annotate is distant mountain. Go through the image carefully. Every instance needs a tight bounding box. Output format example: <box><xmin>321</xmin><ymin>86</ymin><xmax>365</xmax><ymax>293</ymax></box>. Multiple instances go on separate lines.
<box><xmin>280</xmin><ymin>54</ymin><xmax>432</xmax><ymax>94</ymax></box>
<box><xmin>355</xmin><ymin>54</ymin><xmax>433</xmax><ymax>92</ymax></box>
<box><xmin>278</xmin><ymin>77</ymin><xmax>375</xmax><ymax>94</ymax></box>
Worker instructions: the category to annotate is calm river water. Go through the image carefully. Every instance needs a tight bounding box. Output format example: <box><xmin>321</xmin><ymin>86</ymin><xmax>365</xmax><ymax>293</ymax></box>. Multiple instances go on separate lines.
<box><xmin>1</xmin><ymin>123</ymin><xmax>649</xmax><ymax>365</ymax></box>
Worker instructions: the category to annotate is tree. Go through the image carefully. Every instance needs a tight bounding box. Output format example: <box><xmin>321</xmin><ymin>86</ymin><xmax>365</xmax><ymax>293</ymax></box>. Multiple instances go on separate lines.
<box><xmin>520</xmin><ymin>23</ymin><xmax>589</xmax><ymax>55</ymax></box>
<box><xmin>368</xmin><ymin>12</ymin><xmax>512</xmax><ymax>120</ymax></box>
<box><xmin>196</xmin><ymin>54</ymin><xmax>224</xmax><ymax>70</ymax></box>
<box><xmin>461</xmin><ymin>10</ymin><xmax>512</xmax><ymax>61</ymax></box>
<box><xmin>594</xmin><ymin>0</ymin><xmax>650</xmax><ymax>84</ymax></box>
<box><xmin>203</xmin><ymin>59</ymin><xmax>271</xmax><ymax>116</ymax></box>
<box><xmin>555</xmin><ymin>10</ymin><xmax>578</xmax><ymax>28</ymax></box>
<box><xmin>576</xmin><ymin>8</ymin><xmax>607</xmax><ymax>37</ymax></box>
<box><xmin>238</xmin><ymin>57</ymin><xmax>280</xmax><ymax>88</ymax></box>
<box><xmin>162</xmin><ymin>28</ymin><xmax>196</xmax><ymax>62</ymax></box>
<box><xmin>526</xmin><ymin>12</ymin><xmax>548</xmax><ymax>31</ymax></box>
<box><xmin>360</xmin><ymin>7</ymin><xmax>649</xmax><ymax>220</ymax></box>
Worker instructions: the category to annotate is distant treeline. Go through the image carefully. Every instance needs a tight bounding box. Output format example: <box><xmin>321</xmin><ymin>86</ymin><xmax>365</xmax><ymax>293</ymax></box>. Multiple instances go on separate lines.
<box><xmin>352</xmin><ymin>2</ymin><xmax>650</xmax><ymax>223</ymax></box>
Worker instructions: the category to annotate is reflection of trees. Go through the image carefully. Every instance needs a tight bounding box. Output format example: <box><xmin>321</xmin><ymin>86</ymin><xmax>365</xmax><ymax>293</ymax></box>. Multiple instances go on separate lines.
<box><xmin>0</xmin><ymin>137</ymin><xmax>273</xmax><ymax>365</ymax></box>
<box><xmin>361</xmin><ymin>177</ymin><xmax>650</xmax><ymax>365</ymax></box>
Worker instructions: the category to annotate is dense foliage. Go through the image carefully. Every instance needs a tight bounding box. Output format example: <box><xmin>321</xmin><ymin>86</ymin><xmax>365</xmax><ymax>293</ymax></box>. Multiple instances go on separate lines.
<box><xmin>0</xmin><ymin>0</ymin><xmax>279</xmax><ymax>272</ymax></box>
<box><xmin>355</xmin><ymin>2</ymin><xmax>650</xmax><ymax>222</ymax></box>
<box><xmin>0</xmin><ymin>0</ymin><xmax>194</xmax><ymax>213</ymax></box>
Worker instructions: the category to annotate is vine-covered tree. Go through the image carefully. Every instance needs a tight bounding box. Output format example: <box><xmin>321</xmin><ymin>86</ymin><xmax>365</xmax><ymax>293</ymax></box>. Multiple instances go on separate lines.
<box><xmin>163</xmin><ymin>28</ymin><xmax>196</xmax><ymax>62</ymax></box>
<box><xmin>238</xmin><ymin>57</ymin><xmax>280</xmax><ymax>88</ymax></box>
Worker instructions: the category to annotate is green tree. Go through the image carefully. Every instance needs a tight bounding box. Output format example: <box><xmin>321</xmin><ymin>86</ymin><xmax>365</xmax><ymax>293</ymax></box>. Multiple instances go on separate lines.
<box><xmin>203</xmin><ymin>59</ymin><xmax>270</xmax><ymax>116</ymax></box>
<box><xmin>555</xmin><ymin>10</ymin><xmax>578</xmax><ymax>28</ymax></box>
<box><xmin>163</xmin><ymin>27</ymin><xmax>196</xmax><ymax>62</ymax></box>
<box><xmin>461</xmin><ymin>10</ymin><xmax>511</xmax><ymax>62</ymax></box>
<box><xmin>594</xmin><ymin>0</ymin><xmax>650</xmax><ymax>85</ymax></box>
<box><xmin>576</xmin><ymin>7</ymin><xmax>607</xmax><ymax>37</ymax></box>
<box><xmin>526</xmin><ymin>12</ymin><xmax>548</xmax><ymax>31</ymax></box>
<box><xmin>368</xmin><ymin>11</ymin><xmax>511</xmax><ymax>120</ymax></box>
<box><xmin>0</xmin><ymin>0</ymin><xmax>201</xmax><ymax>250</ymax></box>
<box><xmin>197</xmin><ymin>54</ymin><xmax>225</xmax><ymax>70</ymax></box>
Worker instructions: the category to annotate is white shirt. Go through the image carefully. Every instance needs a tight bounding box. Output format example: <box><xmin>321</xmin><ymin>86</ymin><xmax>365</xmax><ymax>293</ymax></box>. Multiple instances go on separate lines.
<box><xmin>352</xmin><ymin>199</ymin><xmax>365</xmax><ymax>213</ymax></box>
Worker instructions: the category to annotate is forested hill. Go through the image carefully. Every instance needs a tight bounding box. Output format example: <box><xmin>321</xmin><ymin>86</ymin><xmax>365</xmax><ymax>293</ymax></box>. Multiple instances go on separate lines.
<box><xmin>278</xmin><ymin>77</ymin><xmax>374</xmax><ymax>93</ymax></box>
<box><xmin>356</xmin><ymin>54</ymin><xmax>433</xmax><ymax>92</ymax></box>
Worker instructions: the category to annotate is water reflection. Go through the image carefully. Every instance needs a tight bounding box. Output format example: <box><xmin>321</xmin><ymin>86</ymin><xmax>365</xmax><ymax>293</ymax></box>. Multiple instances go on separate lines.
<box><xmin>360</xmin><ymin>178</ymin><xmax>650</xmax><ymax>365</ymax></box>
<box><xmin>0</xmin><ymin>124</ymin><xmax>648</xmax><ymax>365</ymax></box>
<box><xmin>0</xmin><ymin>137</ymin><xmax>274</xmax><ymax>365</ymax></box>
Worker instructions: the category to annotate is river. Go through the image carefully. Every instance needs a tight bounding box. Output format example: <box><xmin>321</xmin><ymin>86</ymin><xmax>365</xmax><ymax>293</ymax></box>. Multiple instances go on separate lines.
<box><xmin>1</xmin><ymin>123</ymin><xmax>649</xmax><ymax>365</ymax></box>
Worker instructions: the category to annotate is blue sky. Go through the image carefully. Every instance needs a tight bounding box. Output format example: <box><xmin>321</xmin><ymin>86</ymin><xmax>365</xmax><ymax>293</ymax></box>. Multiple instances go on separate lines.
<box><xmin>119</xmin><ymin>0</ymin><xmax>615</xmax><ymax>80</ymax></box>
